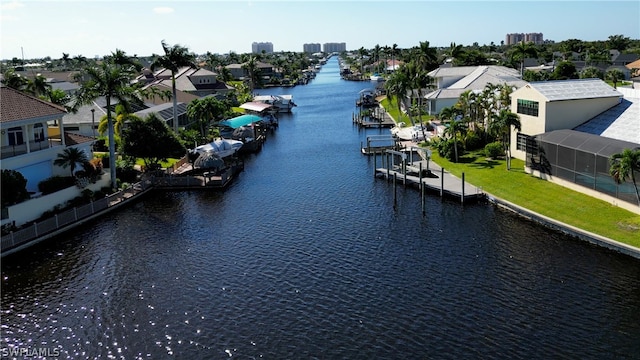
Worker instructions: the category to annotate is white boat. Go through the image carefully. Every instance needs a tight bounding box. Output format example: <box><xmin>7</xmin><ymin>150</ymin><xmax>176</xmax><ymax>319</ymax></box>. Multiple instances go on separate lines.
<box><xmin>390</xmin><ymin>124</ymin><xmax>430</xmax><ymax>142</ymax></box>
<box><xmin>192</xmin><ymin>138</ymin><xmax>244</xmax><ymax>159</ymax></box>
<box><xmin>370</xmin><ymin>73</ymin><xmax>384</xmax><ymax>81</ymax></box>
<box><xmin>253</xmin><ymin>94</ymin><xmax>296</xmax><ymax>113</ymax></box>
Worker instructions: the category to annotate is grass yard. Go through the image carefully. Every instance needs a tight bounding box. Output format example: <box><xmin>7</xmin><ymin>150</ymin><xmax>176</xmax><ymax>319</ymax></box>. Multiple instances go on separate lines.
<box><xmin>430</xmin><ymin>151</ymin><xmax>640</xmax><ymax>247</ymax></box>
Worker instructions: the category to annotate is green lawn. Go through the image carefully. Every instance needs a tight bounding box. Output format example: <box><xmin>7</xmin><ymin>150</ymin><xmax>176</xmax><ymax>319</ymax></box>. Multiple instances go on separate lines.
<box><xmin>429</xmin><ymin>151</ymin><xmax>640</xmax><ymax>247</ymax></box>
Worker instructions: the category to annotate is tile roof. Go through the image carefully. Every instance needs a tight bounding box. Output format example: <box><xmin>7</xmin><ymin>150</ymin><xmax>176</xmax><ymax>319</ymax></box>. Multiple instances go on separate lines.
<box><xmin>65</xmin><ymin>132</ymin><xmax>95</xmax><ymax>145</ymax></box>
<box><xmin>1</xmin><ymin>86</ymin><xmax>67</xmax><ymax>124</ymax></box>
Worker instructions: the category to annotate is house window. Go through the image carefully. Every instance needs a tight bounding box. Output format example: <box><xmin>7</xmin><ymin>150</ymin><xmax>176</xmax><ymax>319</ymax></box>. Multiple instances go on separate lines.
<box><xmin>66</xmin><ymin>126</ymin><xmax>80</xmax><ymax>131</ymax></box>
<box><xmin>517</xmin><ymin>99</ymin><xmax>539</xmax><ymax>117</ymax></box>
<box><xmin>33</xmin><ymin>123</ymin><xmax>45</xmax><ymax>142</ymax></box>
<box><xmin>7</xmin><ymin>127</ymin><xmax>24</xmax><ymax>146</ymax></box>
<box><xmin>517</xmin><ymin>133</ymin><xmax>537</xmax><ymax>153</ymax></box>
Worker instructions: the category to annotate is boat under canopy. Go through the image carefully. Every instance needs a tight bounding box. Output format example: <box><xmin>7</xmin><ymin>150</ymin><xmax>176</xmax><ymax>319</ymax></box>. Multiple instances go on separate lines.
<box><xmin>239</xmin><ymin>102</ymin><xmax>275</xmax><ymax>113</ymax></box>
<box><xmin>219</xmin><ymin>114</ymin><xmax>263</xmax><ymax>129</ymax></box>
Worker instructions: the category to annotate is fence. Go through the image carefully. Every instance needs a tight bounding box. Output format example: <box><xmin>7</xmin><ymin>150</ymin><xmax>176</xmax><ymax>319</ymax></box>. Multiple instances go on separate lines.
<box><xmin>1</xmin><ymin>179</ymin><xmax>153</xmax><ymax>254</ymax></box>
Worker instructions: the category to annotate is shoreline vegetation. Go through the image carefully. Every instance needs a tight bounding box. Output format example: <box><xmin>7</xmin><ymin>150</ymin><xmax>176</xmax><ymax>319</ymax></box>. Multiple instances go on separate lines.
<box><xmin>379</xmin><ymin>97</ymin><xmax>640</xmax><ymax>248</ymax></box>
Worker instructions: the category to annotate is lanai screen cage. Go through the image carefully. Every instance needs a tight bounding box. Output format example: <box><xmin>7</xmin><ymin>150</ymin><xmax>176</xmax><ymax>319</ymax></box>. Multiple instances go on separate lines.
<box><xmin>526</xmin><ymin>129</ymin><xmax>639</xmax><ymax>205</ymax></box>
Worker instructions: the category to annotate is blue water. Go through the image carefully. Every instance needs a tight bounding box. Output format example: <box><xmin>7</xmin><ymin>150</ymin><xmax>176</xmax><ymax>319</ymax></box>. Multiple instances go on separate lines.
<box><xmin>2</xmin><ymin>57</ymin><xmax>640</xmax><ymax>359</ymax></box>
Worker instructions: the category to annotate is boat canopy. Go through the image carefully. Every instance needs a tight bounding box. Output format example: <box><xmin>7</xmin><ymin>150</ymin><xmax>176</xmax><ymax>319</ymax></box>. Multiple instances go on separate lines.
<box><xmin>239</xmin><ymin>101</ymin><xmax>274</xmax><ymax>113</ymax></box>
<box><xmin>219</xmin><ymin>114</ymin><xmax>262</xmax><ymax>129</ymax></box>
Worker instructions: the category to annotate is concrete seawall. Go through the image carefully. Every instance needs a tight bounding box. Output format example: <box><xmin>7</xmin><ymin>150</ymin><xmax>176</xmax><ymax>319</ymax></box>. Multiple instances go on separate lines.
<box><xmin>486</xmin><ymin>193</ymin><xmax>640</xmax><ymax>260</ymax></box>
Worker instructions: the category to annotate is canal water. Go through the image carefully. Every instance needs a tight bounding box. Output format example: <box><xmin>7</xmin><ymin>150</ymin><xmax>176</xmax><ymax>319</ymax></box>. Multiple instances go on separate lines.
<box><xmin>2</xmin><ymin>57</ymin><xmax>640</xmax><ymax>359</ymax></box>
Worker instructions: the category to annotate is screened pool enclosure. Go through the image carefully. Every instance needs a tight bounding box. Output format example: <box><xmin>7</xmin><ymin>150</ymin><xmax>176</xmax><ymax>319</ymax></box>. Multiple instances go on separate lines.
<box><xmin>526</xmin><ymin>129</ymin><xmax>639</xmax><ymax>205</ymax></box>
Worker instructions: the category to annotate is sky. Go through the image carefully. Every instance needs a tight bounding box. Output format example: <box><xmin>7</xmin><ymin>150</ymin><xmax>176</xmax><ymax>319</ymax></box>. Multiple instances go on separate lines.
<box><xmin>1</xmin><ymin>0</ymin><xmax>639</xmax><ymax>61</ymax></box>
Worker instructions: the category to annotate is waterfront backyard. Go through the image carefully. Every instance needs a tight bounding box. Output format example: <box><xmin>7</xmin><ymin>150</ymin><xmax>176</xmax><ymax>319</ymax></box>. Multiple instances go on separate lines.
<box><xmin>380</xmin><ymin>98</ymin><xmax>640</xmax><ymax>248</ymax></box>
<box><xmin>431</xmin><ymin>152</ymin><xmax>640</xmax><ymax>247</ymax></box>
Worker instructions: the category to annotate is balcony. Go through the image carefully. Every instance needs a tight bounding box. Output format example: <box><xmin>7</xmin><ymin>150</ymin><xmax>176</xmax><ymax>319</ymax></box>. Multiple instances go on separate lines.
<box><xmin>0</xmin><ymin>138</ymin><xmax>63</xmax><ymax>160</ymax></box>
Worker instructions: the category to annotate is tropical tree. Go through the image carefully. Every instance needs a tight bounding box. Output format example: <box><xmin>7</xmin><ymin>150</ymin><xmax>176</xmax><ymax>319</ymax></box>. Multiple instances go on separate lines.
<box><xmin>443</xmin><ymin>117</ymin><xmax>467</xmax><ymax>163</ymax></box>
<box><xmin>186</xmin><ymin>97</ymin><xmax>228</xmax><ymax>139</ymax></box>
<box><xmin>1</xmin><ymin>68</ymin><xmax>27</xmax><ymax>90</ymax></box>
<box><xmin>551</xmin><ymin>61</ymin><xmax>579</xmax><ymax>80</ymax></box>
<box><xmin>511</xmin><ymin>41</ymin><xmax>538</xmax><ymax>76</ymax></box>
<box><xmin>609</xmin><ymin>148</ymin><xmax>640</xmax><ymax>206</ymax></box>
<box><xmin>121</xmin><ymin>113</ymin><xmax>186</xmax><ymax>171</ymax></box>
<box><xmin>606</xmin><ymin>68</ymin><xmax>625</xmax><ymax>89</ymax></box>
<box><xmin>151</xmin><ymin>40</ymin><xmax>197</xmax><ymax>133</ymax></box>
<box><xmin>241</xmin><ymin>55</ymin><xmax>261</xmax><ymax>92</ymax></box>
<box><xmin>580</xmin><ymin>66</ymin><xmax>604</xmax><ymax>80</ymax></box>
<box><xmin>45</xmin><ymin>89</ymin><xmax>71</xmax><ymax>107</ymax></box>
<box><xmin>98</xmin><ymin>104</ymin><xmax>140</xmax><ymax>138</ymax></box>
<box><xmin>445</xmin><ymin>42</ymin><xmax>464</xmax><ymax>65</ymax></box>
<box><xmin>25</xmin><ymin>74</ymin><xmax>51</xmax><ymax>97</ymax></box>
<box><xmin>54</xmin><ymin>147</ymin><xmax>89</xmax><ymax>177</ymax></box>
<box><xmin>60</xmin><ymin>52</ymin><xmax>71</xmax><ymax>70</ymax></box>
<box><xmin>489</xmin><ymin>109</ymin><xmax>521</xmax><ymax>170</ymax></box>
<box><xmin>384</xmin><ymin>68</ymin><xmax>410</xmax><ymax>123</ymax></box>
<box><xmin>71</xmin><ymin>57</ymin><xmax>143</xmax><ymax>190</ymax></box>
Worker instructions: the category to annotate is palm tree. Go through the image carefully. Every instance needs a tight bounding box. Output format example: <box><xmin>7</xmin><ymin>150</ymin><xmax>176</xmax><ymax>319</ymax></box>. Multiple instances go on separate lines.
<box><xmin>512</xmin><ymin>41</ymin><xmax>538</xmax><ymax>77</ymax></box>
<box><xmin>446</xmin><ymin>42</ymin><xmax>464</xmax><ymax>65</ymax></box>
<box><xmin>60</xmin><ymin>52</ymin><xmax>71</xmax><ymax>70</ymax></box>
<box><xmin>242</xmin><ymin>55</ymin><xmax>261</xmax><ymax>92</ymax></box>
<box><xmin>415</xmin><ymin>41</ymin><xmax>438</xmax><ymax>71</ymax></box>
<box><xmin>490</xmin><ymin>109</ymin><xmax>521</xmax><ymax>170</ymax></box>
<box><xmin>151</xmin><ymin>40</ymin><xmax>197</xmax><ymax>132</ymax></box>
<box><xmin>54</xmin><ymin>147</ymin><xmax>88</xmax><ymax>177</ymax></box>
<box><xmin>384</xmin><ymin>69</ymin><xmax>410</xmax><ymax>123</ymax></box>
<box><xmin>443</xmin><ymin>117</ymin><xmax>467</xmax><ymax>163</ymax></box>
<box><xmin>72</xmin><ymin>60</ymin><xmax>142</xmax><ymax>190</ymax></box>
<box><xmin>186</xmin><ymin>97</ymin><xmax>227</xmax><ymax>139</ymax></box>
<box><xmin>25</xmin><ymin>74</ymin><xmax>51</xmax><ymax>97</ymax></box>
<box><xmin>606</xmin><ymin>68</ymin><xmax>625</xmax><ymax>89</ymax></box>
<box><xmin>1</xmin><ymin>68</ymin><xmax>27</xmax><ymax>90</ymax></box>
<box><xmin>609</xmin><ymin>148</ymin><xmax>640</xmax><ymax>206</ymax></box>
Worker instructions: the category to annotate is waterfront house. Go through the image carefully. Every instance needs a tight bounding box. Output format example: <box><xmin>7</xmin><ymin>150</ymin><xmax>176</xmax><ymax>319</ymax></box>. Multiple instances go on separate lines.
<box><xmin>224</xmin><ymin>62</ymin><xmax>276</xmax><ymax>81</ymax></box>
<box><xmin>135</xmin><ymin>66</ymin><xmax>234</xmax><ymax>98</ymax></box>
<box><xmin>510</xmin><ymin>80</ymin><xmax>639</xmax><ymax>212</ymax></box>
<box><xmin>1</xmin><ymin>85</ymin><xmax>106</xmax><ymax>227</ymax></box>
<box><xmin>424</xmin><ymin>65</ymin><xmax>527</xmax><ymax>115</ymax></box>
<box><xmin>510</xmin><ymin>78</ymin><xmax>624</xmax><ymax>162</ymax></box>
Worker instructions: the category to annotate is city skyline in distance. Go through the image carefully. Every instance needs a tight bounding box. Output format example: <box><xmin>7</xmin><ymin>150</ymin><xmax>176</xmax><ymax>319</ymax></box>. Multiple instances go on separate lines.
<box><xmin>1</xmin><ymin>0</ymin><xmax>639</xmax><ymax>60</ymax></box>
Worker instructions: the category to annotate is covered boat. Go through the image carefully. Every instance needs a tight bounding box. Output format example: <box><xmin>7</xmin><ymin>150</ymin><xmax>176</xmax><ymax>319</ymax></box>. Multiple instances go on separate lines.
<box><xmin>191</xmin><ymin>138</ymin><xmax>243</xmax><ymax>159</ymax></box>
<box><xmin>253</xmin><ymin>94</ymin><xmax>296</xmax><ymax>113</ymax></box>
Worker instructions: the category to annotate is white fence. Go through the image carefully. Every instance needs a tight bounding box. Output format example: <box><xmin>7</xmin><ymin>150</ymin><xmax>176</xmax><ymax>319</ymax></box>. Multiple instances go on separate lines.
<box><xmin>1</xmin><ymin>179</ymin><xmax>152</xmax><ymax>254</ymax></box>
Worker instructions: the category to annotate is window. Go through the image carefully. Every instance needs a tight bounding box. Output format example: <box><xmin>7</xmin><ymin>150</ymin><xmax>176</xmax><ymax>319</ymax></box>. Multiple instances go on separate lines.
<box><xmin>517</xmin><ymin>99</ymin><xmax>539</xmax><ymax>117</ymax></box>
<box><xmin>65</xmin><ymin>126</ymin><xmax>80</xmax><ymax>131</ymax></box>
<box><xmin>33</xmin><ymin>123</ymin><xmax>45</xmax><ymax>142</ymax></box>
<box><xmin>7</xmin><ymin>127</ymin><xmax>24</xmax><ymax>146</ymax></box>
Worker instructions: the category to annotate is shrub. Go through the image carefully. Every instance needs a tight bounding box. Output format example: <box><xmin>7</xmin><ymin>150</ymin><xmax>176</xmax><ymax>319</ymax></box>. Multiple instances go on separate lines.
<box><xmin>484</xmin><ymin>142</ymin><xmax>504</xmax><ymax>159</ymax></box>
<box><xmin>463</xmin><ymin>131</ymin><xmax>485</xmax><ymax>151</ymax></box>
<box><xmin>1</xmin><ymin>169</ymin><xmax>30</xmax><ymax>206</ymax></box>
<box><xmin>38</xmin><ymin>176</ymin><xmax>76</xmax><ymax>195</ymax></box>
<box><xmin>432</xmin><ymin>137</ymin><xmax>463</xmax><ymax>162</ymax></box>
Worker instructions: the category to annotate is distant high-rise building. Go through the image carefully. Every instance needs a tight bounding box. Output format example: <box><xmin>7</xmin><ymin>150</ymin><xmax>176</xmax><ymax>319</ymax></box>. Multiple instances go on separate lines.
<box><xmin>303</xmin><ymin>43</ymin><xmax>322</xmax><ymax>54</ymax></box>
<box><xmin>252</xmin><ymin>42</ymin><xmax>274</xmax><ymax>54</ymax></box>
<box><xmin>505</xmin><ymin>33</ymin><xmax>544</xmax><ymax>45</ymax></box>
<box><xmin>323</xmin><ymin>42</ymin><xmax>346</xmax><ymax>53</ymax></box>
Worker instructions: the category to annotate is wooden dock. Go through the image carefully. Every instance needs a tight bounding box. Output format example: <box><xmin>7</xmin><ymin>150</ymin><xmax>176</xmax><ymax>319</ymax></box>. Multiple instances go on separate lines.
<box><xmin>152</xmin><ymin>164</ymin><xmax>243</xmax><ymax>190</ymax></box>
<box><xmin>372</xmin><ymin>150</ymin><xmax>484</xmax><ymax>203</ymax></box>
<box><xmin>352</xmin><ymin>108</ymin><xmax>396</xmax><ymax>128</ymax></box>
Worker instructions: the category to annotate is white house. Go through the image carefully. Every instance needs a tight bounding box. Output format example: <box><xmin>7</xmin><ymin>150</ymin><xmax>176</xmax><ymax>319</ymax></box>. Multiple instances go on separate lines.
<box><xmin>424</xmin><ymin>65</ymin><xmax>526</xmax><ymax>115</ymax></box>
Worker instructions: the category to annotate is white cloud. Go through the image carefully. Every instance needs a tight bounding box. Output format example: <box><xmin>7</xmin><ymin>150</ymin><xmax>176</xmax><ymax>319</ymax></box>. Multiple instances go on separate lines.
<box><xmin>153</xmin><ymin>7</ymin><xmax>174</xmax><ymax>14</ymax></box>
<box><xmin>1</xmin><ymin>1</ymin><xmax>25</xmax><ymax>11</ymax></box>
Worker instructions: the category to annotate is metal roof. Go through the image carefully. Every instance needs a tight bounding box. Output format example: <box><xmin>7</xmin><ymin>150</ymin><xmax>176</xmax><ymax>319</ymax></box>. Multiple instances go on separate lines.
<box><xmin>573</xmin><ymin>87</ymin><xmax>640</xmax><ymax>145</ymax></box>
<box><xmin>528</xmin><ymin>78</ymin><xmax>622</xmax><ymax>102</ymax></box>
<box><xmin>536</xmin><ymin>129</ymin><xmax>639</xmax><ymax>157</ymax></box>
<box><xmin>219</xmin><ymin>114</ymin><xmax>262</xmax><ymax>129</ymax></box>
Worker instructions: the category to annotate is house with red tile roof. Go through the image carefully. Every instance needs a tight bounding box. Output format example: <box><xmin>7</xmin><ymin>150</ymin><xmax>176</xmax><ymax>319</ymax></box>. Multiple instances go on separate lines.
<box><xmin>1</xmin><ymin>85</ymin><xmax>102</xmax><ymax>227</ymax></box>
